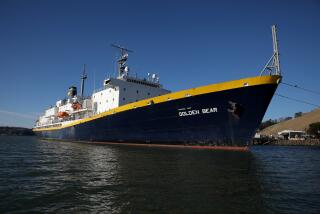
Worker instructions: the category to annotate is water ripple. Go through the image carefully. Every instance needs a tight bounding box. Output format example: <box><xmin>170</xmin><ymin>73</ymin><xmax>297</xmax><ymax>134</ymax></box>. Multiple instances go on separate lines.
<box><xmin>0</xmin><ymin>136</ymin><xmax>319</xmax><ymax>213</ymax></box>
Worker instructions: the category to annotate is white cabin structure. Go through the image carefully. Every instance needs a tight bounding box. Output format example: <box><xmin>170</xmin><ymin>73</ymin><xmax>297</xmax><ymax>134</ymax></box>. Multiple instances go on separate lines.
<box><xmin>35</xmin><ymin>45</ymin><xmax>170</xmax><ymax>128</ymax></box>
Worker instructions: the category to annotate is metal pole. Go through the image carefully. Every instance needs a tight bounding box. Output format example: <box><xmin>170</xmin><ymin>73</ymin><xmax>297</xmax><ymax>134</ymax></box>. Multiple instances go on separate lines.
<box><xmin>80</xmin><ymin>64</ymin><xmax>87</xmax><ymax>97</ymax></box>
<box><xmin>271</xmin><ymin>25</ymin><xmax>281</xmax><ymax>75</ymax></box>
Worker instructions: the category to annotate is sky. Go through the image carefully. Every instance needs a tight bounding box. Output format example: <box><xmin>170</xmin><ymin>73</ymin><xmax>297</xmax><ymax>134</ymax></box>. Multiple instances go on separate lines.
<box><xmin>0</xmin><ymin>0</ymin><xmax>319</xmax><ymax>128</ymax></box>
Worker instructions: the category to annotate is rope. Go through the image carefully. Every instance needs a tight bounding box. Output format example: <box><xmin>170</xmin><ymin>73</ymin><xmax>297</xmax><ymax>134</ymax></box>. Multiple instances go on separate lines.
<box><xmin>281</xmin><ymin>82</ymin><xmax>320</xmax><ymax>95</ymax></box>
<box><xmin>275</xmin><ymin>93</ymin><xmax>320</xmax><ymax>108</ymax></box>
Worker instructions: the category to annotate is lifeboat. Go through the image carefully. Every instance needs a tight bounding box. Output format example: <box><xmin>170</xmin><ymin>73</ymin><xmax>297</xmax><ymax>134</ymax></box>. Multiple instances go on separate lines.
<box><xmin>57</xmin><ymin>111</ymin><xmax>69</xmax><ymax>118</ymax></box>
<box><xmin>72</xmin><ymin>102</ymin><xmax>82</xmax><ymax>110</ymax></box>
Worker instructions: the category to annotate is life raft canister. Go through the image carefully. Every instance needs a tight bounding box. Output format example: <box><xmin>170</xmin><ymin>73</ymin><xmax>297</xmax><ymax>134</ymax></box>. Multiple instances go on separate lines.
<box><xmin>57</xmin><ymin>111</ymin><xmax>69</xmax><ymax>118</ymax></box>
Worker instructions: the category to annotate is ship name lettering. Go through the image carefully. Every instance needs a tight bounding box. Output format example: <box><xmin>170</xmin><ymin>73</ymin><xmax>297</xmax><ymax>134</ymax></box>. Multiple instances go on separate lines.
<box><xmin>202</xmin><ymin>108</ymin><xmax>218</xmax><ymax>114</ymax></box>
<box><xmin>178</xmin><ymin>107</ymin><xmax>218</xmax><ymax>117</ymax></box>
<box><xmin>179</xmin><ymin>110</ymin><xmax>200</xmax><ymax>117</ymax></box>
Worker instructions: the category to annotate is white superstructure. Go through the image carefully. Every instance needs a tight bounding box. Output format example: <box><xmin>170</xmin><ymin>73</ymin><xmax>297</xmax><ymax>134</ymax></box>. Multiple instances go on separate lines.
<box><xmin>35</xmin><ymin>45</ymin><xmax>170</xmax><ymax>128</ymax></box>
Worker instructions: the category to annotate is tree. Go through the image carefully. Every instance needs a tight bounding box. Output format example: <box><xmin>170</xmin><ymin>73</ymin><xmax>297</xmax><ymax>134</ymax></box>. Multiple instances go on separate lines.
<box><xmin>294</xmin><ymin>112</ymin><xmax>303</xmax><ymax>118</ymax></box>
<box><xmin>307</xmin><ymin>122</ymin><xmax>320</xmax><ymax>138</ymax></box>
<box><xmin>259</xmin><ymin>119</ymin><xmax>277</xmax><ymax>130</ymax></box>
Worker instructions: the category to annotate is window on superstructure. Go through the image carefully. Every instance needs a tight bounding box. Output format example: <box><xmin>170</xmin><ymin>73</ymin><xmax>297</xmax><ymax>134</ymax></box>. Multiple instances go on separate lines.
<box><xmin>124</xmin><ymin>88</ymin><xmax>126</xmax><ymax>91</ymax></box>
<box><xmin>123</xmin><ymin>98</ymin><xmax>126</xmax><ymax>100</ymax></box>
<box><xmin>136</xmin><ymin>90</ymin><xmax>139</xmax><ymax>94</ymax></box>
<box><xmin>148</xmin><ymin>92</ymin><xmax>150</xmax><ymax>96</ymax></box>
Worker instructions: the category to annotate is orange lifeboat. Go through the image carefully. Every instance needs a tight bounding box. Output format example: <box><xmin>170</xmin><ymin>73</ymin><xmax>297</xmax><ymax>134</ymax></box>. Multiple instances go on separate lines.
<box><xmin>72</xmin><ymin>102</ymin><xmax>82</xmax><ymax>110</ymax></box>
<box><xmin>57</xmin><ymin>111</ymin><xmax>69</xmax><ymax>118</ymax></box>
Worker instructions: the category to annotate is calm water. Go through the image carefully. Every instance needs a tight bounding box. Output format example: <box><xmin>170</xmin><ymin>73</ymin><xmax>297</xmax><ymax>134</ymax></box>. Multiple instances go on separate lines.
<box><xmin>0</xmin><ymin>136</ymin><xmax>319</xmax><ymax>213</ymax></box>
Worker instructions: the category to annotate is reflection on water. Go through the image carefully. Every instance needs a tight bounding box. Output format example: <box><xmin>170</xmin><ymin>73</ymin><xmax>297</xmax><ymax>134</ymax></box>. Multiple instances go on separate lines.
<box><xmin>0</xmin><ymin>136</ymin><xmax>319</xmax><ymax>213</ymax></box>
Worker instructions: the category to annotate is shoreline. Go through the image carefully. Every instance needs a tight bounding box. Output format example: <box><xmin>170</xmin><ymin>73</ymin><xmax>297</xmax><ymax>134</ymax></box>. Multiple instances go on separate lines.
<box><xmin>2</xmin><ymin>135</ymin><xmax>320</xmax><ymax>147</ymax></box>
<box><xmin>0</xmin><ymin>127</ymin><xmax>34</xmax><ymax>136</ymax></box>
<box><xmin>253</xmin><ymin>139</ymin><xmax>320</xmax><ymax>146</ymax></box>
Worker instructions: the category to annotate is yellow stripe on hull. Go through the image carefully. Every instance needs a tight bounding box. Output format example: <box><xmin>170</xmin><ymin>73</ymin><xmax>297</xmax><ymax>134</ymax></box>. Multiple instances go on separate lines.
<box><xmin>33</xmin><ymin>75</ymin><xmax>281</xmax><ymax>132</ymax></box>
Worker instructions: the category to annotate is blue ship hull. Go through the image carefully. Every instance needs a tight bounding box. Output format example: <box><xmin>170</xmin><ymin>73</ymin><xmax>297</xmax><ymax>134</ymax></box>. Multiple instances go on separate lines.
<box><xmin>35</xmin><ymin>83</ymin><xmax>278</xmax><ymax>147</ymax></box>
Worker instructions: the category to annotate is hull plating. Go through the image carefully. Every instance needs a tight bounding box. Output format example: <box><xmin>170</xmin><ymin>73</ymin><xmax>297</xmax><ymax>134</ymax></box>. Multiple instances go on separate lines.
<box><xmin>35</xmin><ymin>84</ymin><xmax>277</xmax><ymax>147</ymax></box>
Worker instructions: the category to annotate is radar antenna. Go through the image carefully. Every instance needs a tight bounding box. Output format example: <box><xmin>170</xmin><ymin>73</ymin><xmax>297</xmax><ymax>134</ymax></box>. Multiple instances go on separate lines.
<box><xmin>80</xmin><ymin>64</ymin><xmax>87</xmax><ymax>98</ymax></box>
<box><xmin>260</xmin><ymin>25</ymin><xmax>281</xmax><ymax>76</ymax></box>
<box><xmin>111</xmin><ymin>44</ymin><xmax>133</xmax><ymax>78</ymax></box>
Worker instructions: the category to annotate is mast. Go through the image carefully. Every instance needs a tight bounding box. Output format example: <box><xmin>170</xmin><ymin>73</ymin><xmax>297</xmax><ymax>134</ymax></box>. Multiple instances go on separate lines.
<box><xmin>111</xmin><ymin>44</ymin><xmax>133</xmax><ymax>78</ymax></box>
<box><xmin>260</xmin><ymin>25</ymin><xmax>281</xmax><ymax>76</ymax></box>
<box><xmin>272</xmin><ymin>25</ymin><xmax>281</xmax><ymax>75</ymax></box>
<box><xmin>80</xmin><ymin>64</ymin><xmax>87</xmax><ymax>97</ymax></box>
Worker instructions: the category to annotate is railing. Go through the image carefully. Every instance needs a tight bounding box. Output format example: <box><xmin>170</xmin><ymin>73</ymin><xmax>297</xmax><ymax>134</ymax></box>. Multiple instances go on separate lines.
<box><xmin>36</xmin><ymin>109</ymin><xmax>94</xmax><ymax>128</ymax></box>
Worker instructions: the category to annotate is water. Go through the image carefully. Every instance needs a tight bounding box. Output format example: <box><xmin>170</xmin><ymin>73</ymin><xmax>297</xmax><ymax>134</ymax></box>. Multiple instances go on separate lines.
<box><xmin>0</xmin><ymin>136</ymin><xmax>319</xmax><ymax>213</ymax></box>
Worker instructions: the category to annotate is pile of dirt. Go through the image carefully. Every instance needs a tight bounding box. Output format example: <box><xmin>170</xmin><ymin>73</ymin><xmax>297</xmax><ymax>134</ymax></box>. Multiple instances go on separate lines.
<box><xmin>259</xmin><ymin>108</ymin><xmax>320</xmax><ymax>136</ymax></box>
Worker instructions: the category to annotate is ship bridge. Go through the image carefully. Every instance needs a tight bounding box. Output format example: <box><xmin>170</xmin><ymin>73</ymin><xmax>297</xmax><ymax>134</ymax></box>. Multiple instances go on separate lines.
<box><xmin>92</xmin><ymin>45</ymin><xmax>170</xmax><ymax>114</ymax></box>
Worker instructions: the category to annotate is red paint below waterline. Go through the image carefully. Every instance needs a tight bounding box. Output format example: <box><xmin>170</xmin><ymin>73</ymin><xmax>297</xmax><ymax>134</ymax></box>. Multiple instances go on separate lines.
<box><xmin>89</xmin><ymin>141</ymin><xmax>250</xmax><ymax>151</ymax></box>
<box><xmin>41</xmin><ymin>139</ymin><xmax>250</xmax><ymax>151</ymax></box>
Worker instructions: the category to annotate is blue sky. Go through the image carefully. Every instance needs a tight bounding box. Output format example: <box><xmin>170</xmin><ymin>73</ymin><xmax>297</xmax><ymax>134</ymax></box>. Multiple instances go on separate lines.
<box><xmin>0</xmin><ymin>0</ymin><xmax>319</xmax><ymax>128</ymax></box>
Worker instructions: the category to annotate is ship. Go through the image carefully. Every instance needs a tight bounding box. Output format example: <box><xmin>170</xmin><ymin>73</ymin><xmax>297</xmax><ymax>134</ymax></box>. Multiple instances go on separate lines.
<box><xmin>33</xmin><ymin>25</ymin><xmax>282</xmax><ymax>150</ymax></box>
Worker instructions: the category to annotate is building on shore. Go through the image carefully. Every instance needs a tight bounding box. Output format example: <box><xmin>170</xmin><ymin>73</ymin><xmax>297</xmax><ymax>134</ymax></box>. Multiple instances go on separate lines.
<box><xmin>277</xmin><ymin>130</ymin><xmax>306</xmax><ymax>140</ymax></box>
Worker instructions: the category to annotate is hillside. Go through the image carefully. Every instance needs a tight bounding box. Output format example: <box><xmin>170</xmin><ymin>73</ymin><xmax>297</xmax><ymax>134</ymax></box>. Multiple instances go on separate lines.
<box><xmin>0</xmin><ymin>127</ymin><xmax>34</xmax><ymax>136</ymax></box>
<box><xmin>259</xmin><ymin>108</ymin><xmax>320</xmax><ymax>136</ymax></box>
